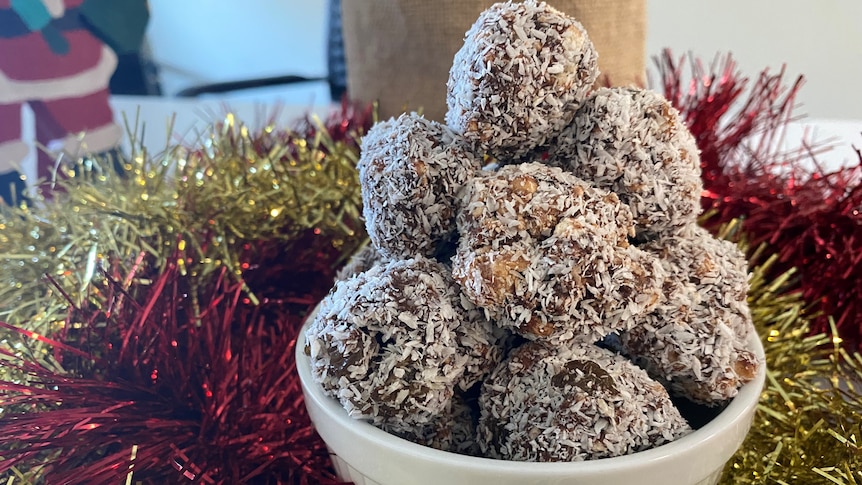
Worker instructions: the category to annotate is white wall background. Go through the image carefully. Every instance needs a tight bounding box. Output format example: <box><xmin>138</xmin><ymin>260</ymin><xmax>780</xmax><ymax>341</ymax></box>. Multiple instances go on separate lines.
<box><xmin>146</xmin><ymin>0</ymin><xmax>862</xmax><ymax>120</ymax></box>
<box><xmin>647</xmin><ymin>0</ymin><xmax>862</xmax><ymax>121</ymax></box>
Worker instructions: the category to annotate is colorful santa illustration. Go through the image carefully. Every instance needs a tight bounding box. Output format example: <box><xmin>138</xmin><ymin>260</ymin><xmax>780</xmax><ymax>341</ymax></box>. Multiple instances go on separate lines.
<box><xmin>0</xmin><ymin>0</ymin><xmax>124</xmax><ymax>204</ymax></box>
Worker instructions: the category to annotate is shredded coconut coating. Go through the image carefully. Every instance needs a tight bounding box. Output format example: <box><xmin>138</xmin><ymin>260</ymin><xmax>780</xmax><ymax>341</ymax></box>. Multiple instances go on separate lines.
<box><xmin>358</xmin><ymin>113</ymin><xmax>481</xmax><ymax>260</ymax></box>
<box><xmin>382</xmin><ymin>391</ymin><xmax>481</xmax><ymax>456</ymax></box>
<box><xmin>446</xmin><ymin>0</ymin><xmax>598</xmax><ymax>160</ymax></box>
<box><xmin>547</xmin><ymin>87</ymin><xmax>703</xmax><ymax>239</ymax></box>
<box><xmin>451</xmin><ymin>163</ymin><xmax>665</xmax><ymax>343</ymax></box>
<box><xmin>335</xmin><ymin>243</ymin><xmax>385</xmax><ymax>282</ymax></box>
<box><xmin>621</xmin><ymin>224</ymin><xmax>760</xmax><ymax>404</ymax></box>
<box><xmin>478</xmin><ymin>341</ymin><xmax>691</xmax><ymax>461</ymax></box>
<box><xmin>305</xmin><ymin>257</ymin><xmax>502</xmax><ymax>428</ymax></box>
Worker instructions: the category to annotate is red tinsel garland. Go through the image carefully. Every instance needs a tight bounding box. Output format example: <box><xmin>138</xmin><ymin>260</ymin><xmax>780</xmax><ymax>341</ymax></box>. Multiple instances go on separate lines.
<box><xmin>657</xmin><ymin>51</ymin><xmax>862</xmax><ymax>349</ymax></box>
<box><xmin>0</xmin><ymin>251</ymin><xmax>342</xmax><ymax>485</ymax></box>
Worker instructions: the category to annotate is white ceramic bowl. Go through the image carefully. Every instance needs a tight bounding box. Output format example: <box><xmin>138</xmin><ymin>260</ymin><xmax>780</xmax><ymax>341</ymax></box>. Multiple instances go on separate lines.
<box><xmin>297</xmin><ymin>321</ymin><xmax>765</xmax><ymax>485</ymax></box>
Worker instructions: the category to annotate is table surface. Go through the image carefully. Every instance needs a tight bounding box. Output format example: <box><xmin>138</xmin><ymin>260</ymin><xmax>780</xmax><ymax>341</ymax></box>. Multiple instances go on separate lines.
<box><xmin>17</xmin><ymin>95</ymin><xmax>862</xmax><ymax>181</ymax></box>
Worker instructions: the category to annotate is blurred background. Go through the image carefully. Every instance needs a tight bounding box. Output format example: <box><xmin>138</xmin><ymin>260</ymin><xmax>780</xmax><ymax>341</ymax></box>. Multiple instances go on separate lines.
<box><xmin>142</xmin><ymin>0</ymin><xmax>862</xmax><ymax>120</ymax></box>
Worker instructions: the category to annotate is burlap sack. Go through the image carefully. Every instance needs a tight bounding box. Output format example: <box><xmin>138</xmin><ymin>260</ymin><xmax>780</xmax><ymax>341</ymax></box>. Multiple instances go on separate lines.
<box><xmin>341</xmin><ymin>0</ymin><xmax>646</xmax><ymax>122</ymax></box>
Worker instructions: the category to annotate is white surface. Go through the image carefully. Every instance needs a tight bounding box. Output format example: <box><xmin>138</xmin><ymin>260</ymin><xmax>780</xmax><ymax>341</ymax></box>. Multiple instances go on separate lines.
<box><xmin>297</xmin><ymin>317</ymin><xmax>766</xmax><ymax>485</ymax></box>
<box><xmin>145</xmin><ymin>0</ymin><xmax>862</xmax><ymax>120</ymax></box>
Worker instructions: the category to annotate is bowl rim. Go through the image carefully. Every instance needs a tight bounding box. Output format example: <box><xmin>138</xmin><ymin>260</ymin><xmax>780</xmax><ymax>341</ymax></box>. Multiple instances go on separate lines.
<box><xmin>296</xmin><ymin>317</ymin><xmax>766</xmax><ymax>475</ymax></box>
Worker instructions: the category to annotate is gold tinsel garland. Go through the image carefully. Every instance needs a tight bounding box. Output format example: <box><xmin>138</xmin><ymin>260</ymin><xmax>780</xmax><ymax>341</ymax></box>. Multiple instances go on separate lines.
<box><xmin>0</xmin><ymin>113</ymin><xmax>367</xmax><ymax>389</ymax></box>
<box><xmin>721</xmin><ymin>252</ymin><xmax>862</xmax><ymax>483</ymax></box>
<box><xmin>0</xmin><ymin>113</ymin><xmax>860</xmax><ymax>483</ymax></box>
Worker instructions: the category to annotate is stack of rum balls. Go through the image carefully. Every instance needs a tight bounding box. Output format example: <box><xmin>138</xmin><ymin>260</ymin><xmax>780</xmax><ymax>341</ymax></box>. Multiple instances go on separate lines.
<box><xmin>305</xmin><ymin>0</ymin><xmax>760</xmax><ymax>462</ymax></box>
